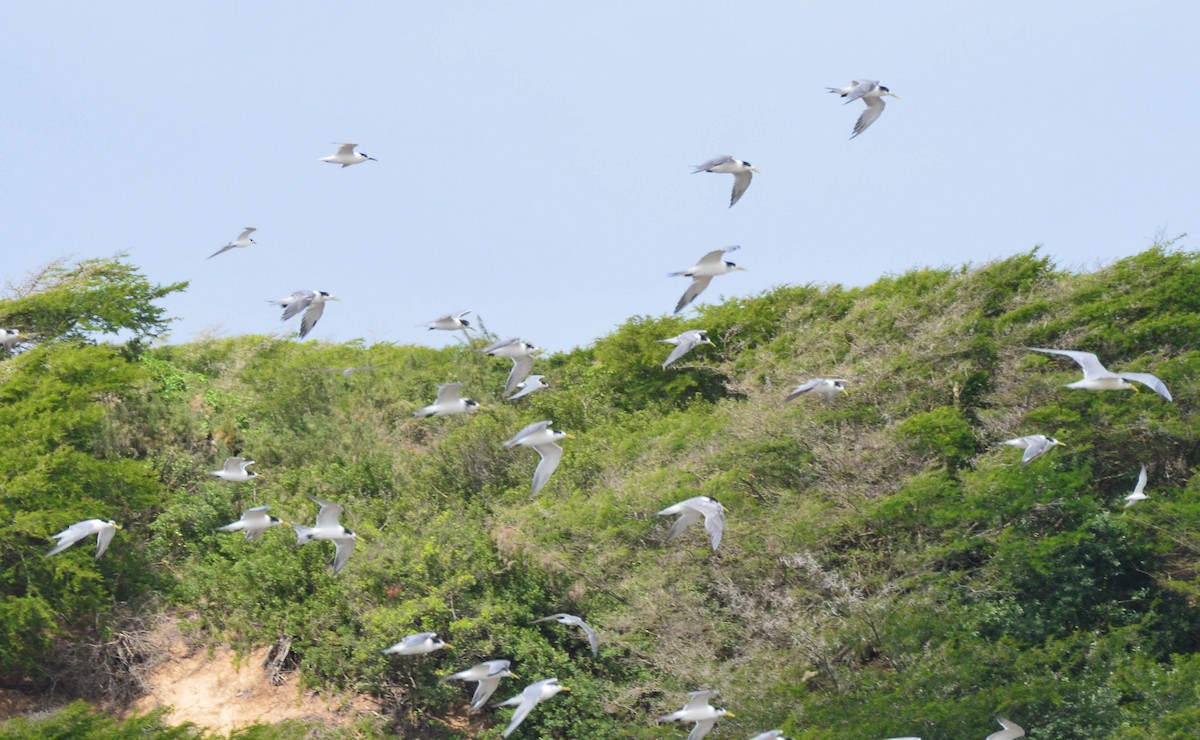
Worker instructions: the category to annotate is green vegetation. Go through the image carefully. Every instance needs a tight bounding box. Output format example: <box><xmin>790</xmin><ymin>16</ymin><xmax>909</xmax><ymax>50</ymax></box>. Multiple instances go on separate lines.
<box><xmin>3</xmin><ymin>246</ymin><xmax>1200</xmax><ymax>738</ymax></box>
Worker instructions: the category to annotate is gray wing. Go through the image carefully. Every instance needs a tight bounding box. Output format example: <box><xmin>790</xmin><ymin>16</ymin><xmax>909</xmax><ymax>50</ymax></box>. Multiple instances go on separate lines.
<box><xmin>483</xmin><ymin>337</ymin><xmax>519</xmax><ymax>354</ymax></box>
<box><xmin>663</xmin><ymin>334</ymin><xmax>701</xmax><ymax>367</ymax></box>
<box><xmin>94</xmin><ymin>523</ymin><xmax>117</xmax><ymax>559</ymax></box>
<box><xmin>504</xmin><ymin>420</ymin><xmax>552</xmax><ymax>448</ymax></box>
<box><xmin>675</xmin><ymin>276</ymin><xmax>713</xmax><ymax>313</ymax></box>
<box><xmin>312</xmin><ymin>497</ymin><xmax>344</xmax><ymax>528</ymax></box>
<box><xmin>503</xmin><ymin>682</ymin><xmax>544</xmax><ymax>738</ymax></box>
<box><xmin>785</xmin><ymin>380</ymin><xmax>822</xmax><ymax>401</ymax></box>
<box><xmin>684</xmin><ymin>689</ymin><xmax>719</xmax><ymax>711</ymax></box>
<box><xmin>208</xmin><ymin>244</ymin><xmax>234</xmax><ymax>259</ymax></box>
<box><xmin>1021</xmin><ymin>438</ymin><xmax>1049</xmax><ymax>465</ymax></box>
<box><xmin>241</xmin><ymin>506</ymin><xmax>272</xmax><ymax>540</ymax></box>
<box><xmin>1026</xmin><ymin>347</ymin><xmax>1107</xmax><ymax>378</ymax></box>
<box><xmin>693</xmin><ymin>155</ymin><xmax>732</xmax><ymax>172</ymax></box>
<box><xmin>471</xmin><ymin>674</ymin><xmax>505</xmax><ymax>712</ymax></box>
<box><xmin>331</xmin><ymin>534</ymin><xmax>355</xmax><ymax>574</ymax></box>
<box><xmin>575</xmin><ymin>617</ymin><xmax>599</xmax><ymax>657</ymax></box>
<box><xmin>1133</xmin><ymin>464</ymin><xmax>1148</xmax><ymax>497</ymax></box>
<box><xmin>223</xmin><ymin>457</ymin><xmax>247</xmax><ymax>474</ymax></box>
<box><xmin>335</xmin><ymin>143</ymin><xmax>358</xmax><ymax>156</ymax></box>
<box><xmin>692</xmin><ymin>499</ymin><xmax>726</xmax><ymax>550</ymax></box>
<box><xmin>851</xmin><ymin>96</ymin><xmax>886</xmax><ymax>139</ymax></box>
<box><xmin>532</xmin><ymin>613</ymin><xmax>570</xmax><ymax>624</ymax></box>
<box><xmin>665</xmin><ymin>508</ymin><xmax>703</xmax><ymax>542</ymax></box>
<box><xmin>841</xmin><ymin>79</ymin><xmax>877</xmax><ymax>103</ymax></box>
<box><xmin>280</xmin><ymin>291</ymin><xmax>315</xmax><ymax>321</ymax></box>
<box><xmin>299</xmin><ymin>300</ymin><xmax>327</xmax><ymax>338</ymax></box>
<box><xmin>46</xmin><ymin>520</ymin><xmax>97</xmax><ymax>557</ymax></box>
<box><xmin>507</xmin><ymin>375</ymin><xmax>544</xmax><ymax>401</ymax></box>
<box><xmin>435</xmin><ymin>383</ymin><xmax>464</xmax><ymax>404</ymax></box>
<box><xmin>696</xmin><ymin>248</ymin><xmax>731</xmax><ymax>269</ymax></box>
<box><xmin>506</xmin><ymin>355</ymin><xmax>535</xmax><ymax>396</ymax></box>
<box><xmin>1119</xmin><ymin>372</ymin><xmax>1173</xmax><ymax>401</ymax></box>
<box><xmin>688</xmin><ymin>718</ymin><xmax>718</xmax><ymax>740</ymax></box>
<box><xmin>530</xmin><ymin>442</ymin><xmax>563</xmax><ymax>496</ymax></box>
<box><xmin>729</xmin><ymin>171</ymin><xmax>752</xmax><ymax>207</ymax></box>
<box><xmin>237</xmin><ymin>227</ymin><xmax>256</xmax><ymax>241</ymax></box>
<box><xmin>986</xmin><ymin>717</ymin><xmax>1026</xmax><ymax>740</ymax></box>
<box><xmin>405</xmin><ymin>632</ymin><xmax>438</xmax><ymax>646</ymax></box>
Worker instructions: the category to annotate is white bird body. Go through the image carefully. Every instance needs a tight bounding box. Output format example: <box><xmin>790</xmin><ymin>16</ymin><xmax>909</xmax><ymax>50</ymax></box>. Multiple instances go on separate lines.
<box><xmin>693</xmin><ymin>155</ymin><xmax>759</xmax><ymax>207</ymax></box>
<box><xmin>1002</xmin><ymin>434</ymin><xmax>1064</xmax><ymax>466</ymax></box>
<box><xmin>1026</xmin><ymin>347</ymin><xmax>1173</xmax><ymax>401</ymax></box>
<box><xmin>659</xmin><ymin>330</ymin><xmax>713</xmax><ymax>368</ymax></box>
<box><xmin>46</xmin><ymin>519</ymin><xmax>120</xmax><ymax>559</ymax></box>
<box><xmin>271</xmin><ymin>290</ymin><xmax>339</xmax><ymax>339</ymax></box>
<box><xmin>208</xmin><ymin>227</ymin><xmax>256</xmax><ymax>259</ymax></box>
<box><xmin>494</xmin><ymin>677</ymin><xmax>568</xmax><ymax>738</ymax></box>
<box><xmin>1124</xmin><ymin>464</ymin><xmax>1149</xmax><ymax>508</ymax></box>
<box><xmin>658</xmin><ymin>496</ymin><xmax>726</xmax><ymax>550</ymax></box>
<box><xmin>827</xmin><ymin>80</ymin><xmax>899</xmax><ymax>139</ymax></box>
<box><xmin>0</xmin><ymin>329</ymin><xmax>20</xmax><ymax>349</ymax></box>
<box><xmin>442</xmin><ymin>659</ymin><xmax>515</xmax><ymax>713</ymax></box>
<box><xmin>670</xmin><ymin>247</ymin><xmax>747</xmax><ymax>313</ymax></box>
<box><xmin>211</xmin><ymin>456</ymin><xmax>257</xmax><ymax>482</ymax></box>
<box><xmin>507</xmin><ymin>374</ymin><xmax>549</xmax><ymax>401</ymax></box>
<box><xmin>986</xmin><ymin>717</ymin><xmax>1026</xmax><ymax>740</ymax></box>
<box><xmin>425</xmin><ymin>310</ymin><xmax>472</xmax><ymax>331</ymax></box>
<box><xmin>319</xmin><ymin>143</ymin><xmax>376</xmax><ymax>167</ymax></box>
<box><xmin>750</xmin><ymin>732</ymin><xmax>793</xmax><ymax>740</ymax></box>
<box><xmin>532</xmin><ymin>613</ymin><xmax>599</xmax><ymax>657</ymax></box>
<box><xmin>483</xmin><ymin>337</ymin><xmax>542</xmax><ymax>395</ymax></box>
<box><xmin>293</xmin><ymin>496</ymin><xmax>355</xmax><ymax>574</ymax></box>
<box><xmin>786</xmin><ymin>378</ymin><xmax>849</xmax><ymax>402</ymax></box>
<box><xmin>218</xmin><ymin>506</ymin><xmax>283</xmax><ymax>541</ymax></box>
<box><xmin>383</xmin><ymin>631</ymin><xmax>449</xmax><ymax>656</ymax></box>
<box><xmin>502</xmin><ymin>421</ymin><xmax>568</xmax><ymax>496</ymax></box>
<box><xmin>415</xmin><ymin>382</ymin><xmax>480</xmax><ymax>418</ymax></box>
<box><xmin>658</xmin><ymin>690</ymin><xmax>733</xmax><ymax>740</ymax></box>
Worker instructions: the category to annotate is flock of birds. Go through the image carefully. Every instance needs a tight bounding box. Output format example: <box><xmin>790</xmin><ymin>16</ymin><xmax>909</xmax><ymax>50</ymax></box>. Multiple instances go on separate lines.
<box><xmin>16</xmin><ymin>78</ymin><xmax>1172</xmax><ymax>737</ymax></box>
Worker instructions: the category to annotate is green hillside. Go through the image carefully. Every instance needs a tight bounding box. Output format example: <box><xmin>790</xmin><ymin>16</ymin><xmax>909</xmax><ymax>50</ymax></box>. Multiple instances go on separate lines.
<box><xmin>2</xmin><ymin>245</ymin><xmax>1199</xmax><ymax>738</ymax></box>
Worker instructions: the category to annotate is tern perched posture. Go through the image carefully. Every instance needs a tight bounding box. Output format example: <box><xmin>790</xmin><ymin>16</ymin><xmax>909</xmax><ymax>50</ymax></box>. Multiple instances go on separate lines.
<box><xmin>507</xmin><ymin>374</ymin><xmax>549</xmax><ymax>401</ymax></box>
<box><xmin>442</xmin><ymin>659</ymin><xmax>516</xmax><ymax>713</ymax></box>
<box><xmin>659</xmin><ymin>329</ymin><xmax>713</xmax><ymax>369</ymax></box>
<box><xmin>218</xmin><ymin>506</ymin><xmax>284</xmax><ymax>541</ymax></box>
<box><xmin>414</xmin><ymin>382</ymin><xmax>481</xmax><ymax>417</ymax></box>
<box><xmin>786</xmin><ymin>378</ymin><xmax>849</xmax><ymax>403</ymax></box>
<box><xmin>670</xmin><ymin>246</ymin><xmax>747</xmax><ymax>313</ymax></box>
<box><xmin>293</xmin><ymin>497</ymin><xmax>355</xmax><ymax>574</ymax></box>
<box><xmin>425</xmin><ymin>310</ymin><xmax>472</xmax><ymax>331</ymax></box>
<box><xmin>383</xmin><ymin>632</ymin><xmax>450</xmax><ymax>656</ymax></box>
<box><xmin>208</xmin><ymin>227</ymin><xmax>256</xmax><ymax>259</ymax></box>
<box><xmin>211</xmin><ymin>457</ymin><xmax>257</xmax><ymax>482</ymax></box>
<box><xmin>1124</xmin><ymin>464</ymin><xmax>1149</xmax><ymax>508</ymax></box>
<box><xmin>827</xmin><ymin>80</ymin><xmax>899</xmax><ymax>139</ymax></box>
<box><xmin>483</xmin><ymin>337</ymin><xmax>541</xmax><ymax>396</ymax></box>
<box><xmin>532</xmin><ymin>613</ymin><xmax>599</xmax><ymax>658</ymax></box>
<box><xmin>986</xmin><ymin>717</ymin><xmax>1026</xmax><ymax>740</ymax></box>
<box><xmin>658</xmin><ymin>690</ymin><xmax>734</xmax><ymax>740</ymax></box>
<box><xmin>693</xmin><ymin>155</ymin><xmax>759</xmax><ymax>207</ymax></box>
<box><xmin>658</xmin><ymin>496</ymin><xmax>726</xmax><ymax>550</ymax></box>
<box><xmin>493</xmin><ymin>678</ymin><xmax>569</xmax><ymax>738</ymax></box>
<box><xmin>1025</xmin><ymin>347</ymin><xmax>1173</xmax><ymax>401</ymax></box>
<box><xmin>502</xmin><ymin>420</ymin><xmax>568</xmax><ymax>496</ymax></box>
<box><xmin>319</xmin><ymin>143</ymin><xmax>376</xmax><ymax>167</ymax></box>
<box><xmin>46</xmin><ymin>519</ymin><xmax>120</xmax><ymax>559</ymax></box>
<box><xmin>270</xmin><ymin>290</ymin><xmax>339</xmax><ymax>339</ymax></box>
<box><xmin>1002</xmin><ymin>434</ymin><xmax>1064</xmax><ymax>466</ymax></box>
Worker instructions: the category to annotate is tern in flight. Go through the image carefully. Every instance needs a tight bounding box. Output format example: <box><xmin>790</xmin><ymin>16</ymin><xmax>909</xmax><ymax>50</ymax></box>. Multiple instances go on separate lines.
<box><xmin>670</xmin><ymin>246</ymin><xmax>747</xmax><ymax>314</ymax></box>
<box><xmin>827</xmin><ymin>80</ymin><xmax>899</xmax><ymax>139</ymax></box>
<box><xmin>692</xmin><ymin>155</ymin><xmax>759</xmax><ymax>207</ymax></box>
<box><xmin>319</xmin><ymin>143</ymin><xmax>376</xmax><ymax>167</ymax></box>
<box><xmin>270</xmin><ymin>290</ymin><xmax>339</xmax><ymax>339</ymax></box>
<box><xmin>208</xmin><ymin>227</ymin><xmax>257</xmax><ymax>259</ymax></box>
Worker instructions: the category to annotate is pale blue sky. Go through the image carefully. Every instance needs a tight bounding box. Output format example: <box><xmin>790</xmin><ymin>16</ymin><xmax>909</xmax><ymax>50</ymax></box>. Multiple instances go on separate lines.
<box><xmin>3</xmin><ymin>2</ymin><xmax>1196</xmax><ymax>351</ymax></box>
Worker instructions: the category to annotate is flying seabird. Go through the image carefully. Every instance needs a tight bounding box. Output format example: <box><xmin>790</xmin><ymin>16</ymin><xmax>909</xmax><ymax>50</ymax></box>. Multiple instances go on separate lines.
<box><xmin>1124</xmin><ymin>464</ymin><xmax>1149</xmax><ymax>508</ymax></box>
<box><xmin>442</xmin><ymin>659</ymin><xmax>516</xmax><ymax>713</ymax></box>
<box><xmin>785</xmin><ymin>378</ymin><xmax>849</xmax><ymax>402</ymax></box>
<box><xmin>208</xmin><ymin>227</ymin><xmax>256</xmax><ymax>259</ymax></box>
<box><xmin>670</xmin><ymin>246</ymin><xmax>747</xmax><ymax>313</ymax></box>
<box><xmin>218</xmin><ymin>506</ymin><xmax>284</xmax><ymax>541</ymax></box>
<box><xmin>658</xmin><ymin>690</ymin><xmax>734</xmax><ymax>740</ymax></box>
<box><xmin>986</xmin><ymin>717</ymin><xmax>1026</xmax><ymax>740</ymax></box>
<box><xmin>414</xmin><ymin>382</ymin><xmax>481</xmax><ymax>417</ymax></box>
<box><xmin>1025</xmin><ymin>347</ymin><xmax>1173</xmax><ymax>401</ymax></box>
<box><xmin>658</xmin><ymin>496</ymin><xmax>726</xmax><ymax>550</ymax></box>
<box><xmin>827</xmin><ymin>80</ymin><xmax>899</xmax><ymax>139</ymax></box>
<box><xmin>502</xmin><ymin>420</ymin><xmax>568</xmax><ymax>496</ymax></box>
<box><xmin>211</xmin><ymin>457</ymin><xmax>257</xmax><ymax>483</ymax></box>
<box><xmin>319</xmin><ymin>143</ymin><xmax>376</xmax><ymax>167</ymax></box>
<box><xmin>293</xmin><ymin>496</ymin><xmax>356</xmax><ymax>574</ymax></box>
<box><xmin>482</xmin><ymin>337</ymin><xmax>542</xmax><ymax>396</ymax></box>
<box><xmin>532</xmin><ymin>613</ymin><xmax>599</xmax><ymax>658</ymax></box>
<box><xmin>693</xmin><ymin>156</ymin><xmax>759</xmax><ymax>207</ymax></box>
<box><xmin>270</xmin><ymin>290</ymin><xmax>339</xmax><ymax>339</ymax></box>
<box><xmin>493</xmin><ymin>678</ymin><xmax>569</xmax><ymax>738</ymax></box>
<box><xmin>1002</xmin><ymin>434</ymin><xmax>1065</xmax><ymax>466</ymax></box>
<box><xmin>383</xmin><ymin>632</ymin><xmax>450</xmax><ymax>656</ymax></box>
<box><xmin>659</xmin><ymin>330</ymin><xmax>713</xmax><ymax>369</ymax></box>
<box><xmin>425</xmin><ymin>310</ymin><xmax>472</xmax><ymax>331</ymax></box>
<box><xmin>46</xmin><ymin>519</ymin><xmax>120</xmax><ymax>559</ymax></box>
<box><xmin>507</xmin><ymin>374</ymin><xmax>549</xmax><ymax>401</ymax></box>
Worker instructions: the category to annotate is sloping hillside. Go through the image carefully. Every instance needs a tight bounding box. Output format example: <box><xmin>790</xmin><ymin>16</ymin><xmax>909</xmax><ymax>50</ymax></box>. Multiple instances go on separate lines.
<box><xmin>2</xmin><ymin>246</ymin><xmax>1199</xmax><ymax>738</ymax></box>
